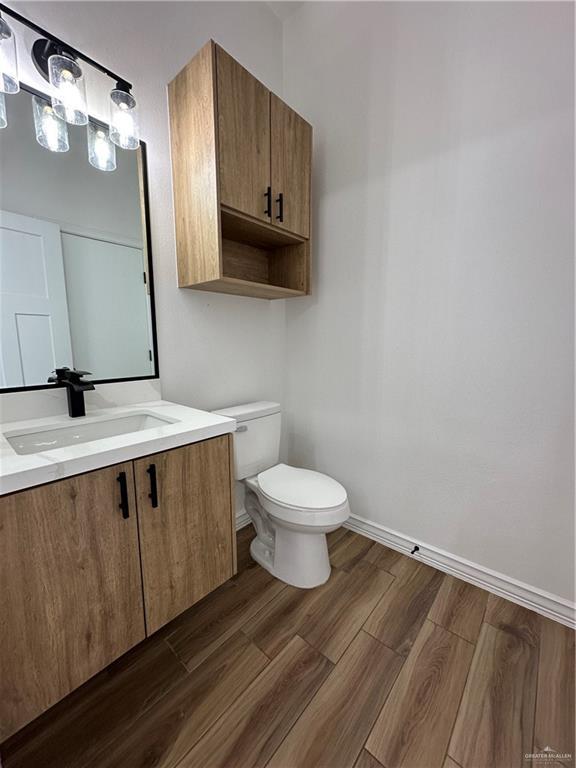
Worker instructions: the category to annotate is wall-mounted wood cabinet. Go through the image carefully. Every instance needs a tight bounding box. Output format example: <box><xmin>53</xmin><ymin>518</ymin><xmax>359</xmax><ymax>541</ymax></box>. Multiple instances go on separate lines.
<box><xmin>169</xmin><ymin>41</ymin><xmax>312</xmax><ymax>299</ymax></box>
<box><xmin>270</xmin><ymin>93</ymin><xmax>311</xmax><ymax>238</ymax></box>
<box><xmin>0</xmin><ymin>435</ymin><xmax>235</xmax><ymax>740</ymax></box>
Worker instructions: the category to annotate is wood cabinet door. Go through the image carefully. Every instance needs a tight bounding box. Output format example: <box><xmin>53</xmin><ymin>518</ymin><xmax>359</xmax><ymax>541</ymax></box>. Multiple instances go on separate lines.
<box><xmin>134</xmin><ymin>436</ymin><xmax>235</xmax><ymax>634</ymax></box>
<box><xmin>271</xmin><ymin>94</ymin><xmax>312</xmax><ymax>238</ymax></box>
<box><xmin>0</xmin><ymin>464</ymin><xmax>145</xmax><ymax>740</ymax></box>
<box><xmin>216</xmin><ymin>45</ymin><xmax>271</xmax><ymax>223</ymax></box>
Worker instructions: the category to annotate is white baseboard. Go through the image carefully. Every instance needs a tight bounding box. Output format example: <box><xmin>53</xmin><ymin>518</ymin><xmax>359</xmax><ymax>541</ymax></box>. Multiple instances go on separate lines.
<box><xmin>235</xmin><ymin>510</ymin><xmax>251</xmax><ymax>530</ymax></box>
<box><xmin>344</xmin><ymin>514</ymin><xmax>576</xmax><ymax>629</ymax></box>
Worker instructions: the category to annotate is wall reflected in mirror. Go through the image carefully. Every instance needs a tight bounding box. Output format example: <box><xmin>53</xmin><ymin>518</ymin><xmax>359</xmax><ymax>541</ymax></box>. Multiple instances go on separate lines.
<box><xmin>0</xmin><ymin>85</ymin><xmax>157</xmax><ymax>390</ymax></box>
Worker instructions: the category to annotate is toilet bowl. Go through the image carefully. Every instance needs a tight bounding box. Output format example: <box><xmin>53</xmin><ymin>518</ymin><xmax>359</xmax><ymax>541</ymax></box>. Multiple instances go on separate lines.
<box><xmin>213</xmin><ymin>402</ymin><xmax>350</xmax><ymax>588</ymax></box>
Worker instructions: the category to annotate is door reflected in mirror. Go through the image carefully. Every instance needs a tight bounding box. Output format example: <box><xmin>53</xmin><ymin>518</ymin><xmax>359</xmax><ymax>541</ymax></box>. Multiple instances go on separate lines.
<box><xmin>0</xmin><ymin>85</ymin><xmax>157</xmax><ymax>390</ymax></box>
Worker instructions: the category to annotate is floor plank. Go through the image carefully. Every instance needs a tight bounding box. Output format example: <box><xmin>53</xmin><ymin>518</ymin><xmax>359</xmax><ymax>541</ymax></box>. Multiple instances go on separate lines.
<box><xmin>178</xmin><ymin>635</ymin><xmax>332</xmax><ymax>768</ymax></box>
<box><xmin>2</xmin><ymin>638</ymin><xmax>187</xmax><ymax>768</ymax></box>
<box><xmin>299</xmin><ymin>561</ymin><xmax>394</xmax><ymax>661</ymax></box>
<box><xmin>329</xmin><ymin>529</ymin><xmax>375</xmax><ymax>571</ymax></box>
<box><xmin>93</xmin><ymin>632</ymin><xmax>268</xmax><ymax>768</ymax></box>
<box><xmin>244</xmin><ymin>568</ymin><xmax>348</xmax><ymax>658</ymax></box>
<box><xmin>246</xmin><ymin>561</ymin><xmax>394</xmax><ymax>662</ymax></box>
<box><xmin>236</xmin><ymin>524</ymin><xmax>256</xmax><ymax>573</ymax></box>
<box><xmin>533</xmin><ymin>618</ymin><xmax>575</xmax><ymax>763</ymax></box>
<box><xmin>364</xmin><ymin>561</ymin><xmax>444</xmax><ymax>656</ymax></box>
<box><xmin>449</xmin><ymin>622</ymin><xmax>538</xmax><ymax>768</ymax></box>
<box><xmin>355</xmin><ymin>750</ymin><xmax>386</xmax><ymax>768</ymax></box>
<box><xmin>388</xmin><ymin>553</ymin><xmax>423</xmax><ymax>577</ymax></box>
<box><xmin>166</xmin><ymin>562</ymin><xmax>285</xmax><ymax>671</ymax></box>
<box><xmin>267</xmin><ymin>631</ymin><xmax>402</xmax><ymax>768</ymax></box>
<box><xmin>363</xmin><ymin>542</ymin><xmax>404</xmax><ymax>573</ymax></box>
<box><xmin>428</xmin><ymin>575</ymin><xmax>488</xmax><ymax>643</ymax></box>
<box><xmin>327</xmin><ymin>527</ymin><xmax>349</xmax><ymax>550</ymax></box>
<box><xmin>366</xmin><ymin>620</ymin><xmax>474</xmax><ymax>768</ymax></box>
<box><xmin>484</xmin><ymin>594</ymin><xmax>540</xmax><ymax>647</ymax></box>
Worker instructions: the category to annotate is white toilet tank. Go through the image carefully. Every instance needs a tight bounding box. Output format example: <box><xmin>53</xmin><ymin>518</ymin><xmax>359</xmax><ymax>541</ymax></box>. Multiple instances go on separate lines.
<box><xmin>213</xmin><ymin>401</ymin><xmax>281</xmax><ymax>480</ymax></box>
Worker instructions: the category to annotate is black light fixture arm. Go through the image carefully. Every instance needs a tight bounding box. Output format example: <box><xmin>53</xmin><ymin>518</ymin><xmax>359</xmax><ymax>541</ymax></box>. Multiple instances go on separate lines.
<box><xmin>0</xmin><ymin>2</ymin><xmax>132</xmax><ymax>91</ymax></box>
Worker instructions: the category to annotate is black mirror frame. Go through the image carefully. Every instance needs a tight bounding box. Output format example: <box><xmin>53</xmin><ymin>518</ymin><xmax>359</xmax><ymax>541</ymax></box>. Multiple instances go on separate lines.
<box><xmin>0</xmin><ymin>82</ymin><xmax>160</xmax><ymax>393</ymax></box>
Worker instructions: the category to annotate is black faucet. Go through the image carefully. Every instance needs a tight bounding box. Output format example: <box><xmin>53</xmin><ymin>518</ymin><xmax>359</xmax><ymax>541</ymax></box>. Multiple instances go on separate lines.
<box><xmin>48</xmin><ymin>367</ymin><xmax>95</xmax><ymax>418</ymax></box>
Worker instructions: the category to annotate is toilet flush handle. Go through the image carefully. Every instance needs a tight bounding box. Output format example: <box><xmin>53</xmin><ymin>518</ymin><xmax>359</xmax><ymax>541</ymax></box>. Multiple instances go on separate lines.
<box><xmin>236</xmin><ymin>425</ymin><xmax>248</xmax><ymax>433</ymax></box>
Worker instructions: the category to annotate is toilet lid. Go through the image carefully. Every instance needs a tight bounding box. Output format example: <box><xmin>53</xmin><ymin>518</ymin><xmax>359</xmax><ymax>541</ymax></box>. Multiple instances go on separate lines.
<box><xmin>257</xmin><ymin>463</ymin><xmax>348</xmax><ymax>510</ymax></box>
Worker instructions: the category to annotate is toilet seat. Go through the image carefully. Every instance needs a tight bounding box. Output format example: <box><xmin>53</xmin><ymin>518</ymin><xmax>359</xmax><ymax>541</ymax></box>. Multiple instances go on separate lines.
<box><xmin>258</xmin><ymin>463</ymin><xmax>347</xmax><ymax>508</ymax></box>
<box><xmin>251</xmin><ymin>463</ymin><xmax>349</xmax><ymax>527</ymax></box>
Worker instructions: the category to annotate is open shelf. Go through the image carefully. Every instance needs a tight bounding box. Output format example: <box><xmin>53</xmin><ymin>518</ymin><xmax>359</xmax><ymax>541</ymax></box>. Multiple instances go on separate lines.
<box><xmin>220</xmin><ymin>206</ymin><xmax>305</xmax><ymax>248</ymax></box>
<box><xmin>220</xmin><ymin>236</ymin><xmax>309</xmax><ymax>297</ymax></box>
<box><xmin>193</xmin><ymin>277</ymin><xmax>306</xmax><ymax>300</ymax></box>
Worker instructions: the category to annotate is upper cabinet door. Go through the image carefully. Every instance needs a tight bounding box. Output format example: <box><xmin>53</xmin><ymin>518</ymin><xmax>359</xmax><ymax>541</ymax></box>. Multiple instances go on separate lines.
<box><xmin>271</xmin><ymin>94</ymin><xmax>312</xmax><ymax>238</ymax></box>
<box><xmin>216</xmin><ymin>45</ymin><xmax>271</xmax><ymax>223</ymax></box>
<box><xmin>134</xmin><ymin>436</ymin><xmax>235</xmax><ymax>634</ymax></box>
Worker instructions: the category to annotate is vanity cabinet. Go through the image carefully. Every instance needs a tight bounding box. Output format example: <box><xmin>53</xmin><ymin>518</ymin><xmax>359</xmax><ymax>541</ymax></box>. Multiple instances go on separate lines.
<box><xmin>0</xmin><ymin>462</ymin><xmax>145</xmax><ymax>740</ymax></box>
<box><xmin>169</xmin><ymin>40</ymin><xmax>312</xmax><ymax>299</ymax></box>
<box><xmin>134</xmin><ymin>437</ymin><xmax>235</xmax><ymax>633</ymax></box>
<box><xmin>0</xmin><ymin>435</ymin><xmax>235</xmax><ymax>739</ymax></box>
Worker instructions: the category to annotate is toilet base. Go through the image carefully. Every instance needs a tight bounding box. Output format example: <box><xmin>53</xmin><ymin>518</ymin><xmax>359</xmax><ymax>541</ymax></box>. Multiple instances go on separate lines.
<box><xmin>241</xmin><ymin>477</ymin><xmax>348</xmax><ymax>589</ymax></box>
<box><xmin>250</xmin><ymin>527</ymin><xmax>331</xmax><ymax>589</ymax></box>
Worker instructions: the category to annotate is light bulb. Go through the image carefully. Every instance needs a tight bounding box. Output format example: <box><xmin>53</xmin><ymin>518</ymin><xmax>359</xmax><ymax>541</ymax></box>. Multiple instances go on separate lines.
<box><xmin>0</xmin><ymin>17</ymin><xmax>19</xmax><ymax>94</ymax></box>
<box><xmin>32</xmin><ymin>94</ymin><xmax>69</xmax><ymax>152</ymax></box>
<box><xmin>48</xmin><ymin>53</ymin><xmax>87</xmax><ymax>125</ymax></box>
<box><xmin>109</xmin><ymin>88</ymin><xmax>139</xmax><ymax>149</ymax></box>
<box><xmin>0</xmin><ymin>92</ymin><xmax>6</xmax><ymax>129</ymax></box>
<box><xmin>87</xmin><ymin>121</ymin><xmax>116</xmax><ymax>171</ymax></box>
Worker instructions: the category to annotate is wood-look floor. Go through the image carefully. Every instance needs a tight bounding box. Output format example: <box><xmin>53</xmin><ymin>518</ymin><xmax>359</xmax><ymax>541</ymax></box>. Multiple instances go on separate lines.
<box><xmin>1</xmin><ymin>527</ymin><xmax>574</xmax><ymax>768</ymax></box>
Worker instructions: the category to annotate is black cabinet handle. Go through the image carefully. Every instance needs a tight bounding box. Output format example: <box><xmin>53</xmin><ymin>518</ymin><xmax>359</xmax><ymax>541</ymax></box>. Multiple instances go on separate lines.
<box><xmin>275</xmin><ymin>192</ymin><xmax>284</xmax><ymax>222</ymax></box>
<box><xmin>147</xmin><ymin>463</ymin><xmax>158</xmax><ymax>508</ymax></box>
<box><xmin>117</xmin><ymin>472</ymin><xmax>129</xmax><ymax>519</ymax></box>
<box><xmin>264</xmin><ymin>186</ymin><xmax>272</xmax><ymax>217</ymax></box>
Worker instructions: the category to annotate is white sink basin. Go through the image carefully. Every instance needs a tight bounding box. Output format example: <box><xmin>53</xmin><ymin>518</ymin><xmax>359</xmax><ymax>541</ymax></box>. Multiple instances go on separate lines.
<box><xmin>6</xmin><ymin>413</ymin><xmax>174</xmax><ymax>455</ymax></box>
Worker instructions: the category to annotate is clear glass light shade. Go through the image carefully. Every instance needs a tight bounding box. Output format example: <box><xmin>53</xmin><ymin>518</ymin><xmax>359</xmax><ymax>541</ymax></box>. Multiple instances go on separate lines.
<box><xmin>109</xmin><ymin>89</ymin><xmax>139</xmax><ymax>149</ymax></box>
<box><xmin>0</xmin><ymin>17</ymin><xmax>19</xmax><ymax>94</ymax></box>
<box><xmin>0</xmin><ymin>92</ymin><xmax>6</xmax><ymax>129</ymax></box>
<box><xmin>32</xmin><ymin>95</ymin><xmax>69</xmax><ymax>152</ymax></box>
<box><xmin>87</xmin><ymin>121</ymin><xmax>116</xmax><ymax>171</ymax></box>
<box><xmin>48</xmin><ymin>54</ymin><xmax>87</xmax><ymax>125</ymax></box>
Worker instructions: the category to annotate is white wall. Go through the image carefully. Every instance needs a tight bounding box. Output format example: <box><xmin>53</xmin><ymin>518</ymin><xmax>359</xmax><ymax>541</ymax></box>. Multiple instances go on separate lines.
<box><xmin>6</xmin><ymin>1</ymin><xmax>287</xmax><ymax>415</ymax></box>
<box><xmin>282</xmin><ymin>2</ymin><xmax>574</xmax><ymax>601</ymax></box>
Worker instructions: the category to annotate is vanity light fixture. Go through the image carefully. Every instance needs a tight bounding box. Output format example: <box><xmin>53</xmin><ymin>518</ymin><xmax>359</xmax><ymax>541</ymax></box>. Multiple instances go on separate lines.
<box><xmin>0</xmin><ymin>14</ymin><xmax>19</xmax><ymax>94</ymax></box>
<box><xmin>32</xmin><ymin>94</ymin><xmax>69</xmax><ymax>151</ymax></box>
<box><xmin>87</xmin><ymin>120</ymin><xmax>116</xmax><ymax>171</ymax></box>
<box><xmin>32</xmin><ymin>39</ymin><xmax>87</xmax><ymax>125</ymax></box>
<box><xmin>48</xmin><ymin>52</ymin><xmax>87</xmax><ymax>125</ymax></box>
<box><xmin>0</xmin><ymin>91</ymin><xmax>6</xmax><ymax>128</ymax></box>
<box><xmin>109</xmin><ymin>83</ymin><xmax>139</xmax><ymax>149</ymax></box>
<box><xmin>0</xmin><ymin>3</ymin><xmax>140</xmax><ymax>170</ymax></box>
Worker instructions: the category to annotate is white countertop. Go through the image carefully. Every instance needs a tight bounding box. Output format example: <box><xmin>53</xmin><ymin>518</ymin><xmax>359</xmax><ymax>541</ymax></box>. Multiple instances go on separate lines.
<box><xmin>0</xmin><ymin>400</ymin><xmax>236</xmax><ymax>496</ymax></box>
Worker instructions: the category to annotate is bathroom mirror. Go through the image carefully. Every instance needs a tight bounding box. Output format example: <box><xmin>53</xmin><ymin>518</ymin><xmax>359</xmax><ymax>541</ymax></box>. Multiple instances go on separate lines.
<box><xmin>0</xmin><ymin>84</ymin><xmax>158</xmax><ymax>391</ymax></box>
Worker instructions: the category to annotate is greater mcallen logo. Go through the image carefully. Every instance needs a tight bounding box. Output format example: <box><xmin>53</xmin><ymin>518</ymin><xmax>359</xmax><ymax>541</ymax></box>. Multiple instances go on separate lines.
<box><xmin>525</xmin><ymin>745</ymin><xmax>573</xmax><ymax>762</ymax></box>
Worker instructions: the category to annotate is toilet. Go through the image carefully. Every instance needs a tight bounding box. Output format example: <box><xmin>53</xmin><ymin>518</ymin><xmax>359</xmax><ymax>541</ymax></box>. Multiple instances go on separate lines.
<box><xmin>213</xmin><ymin>401</ymin><xmax>350</xmax><ymax>588</ymax></box>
